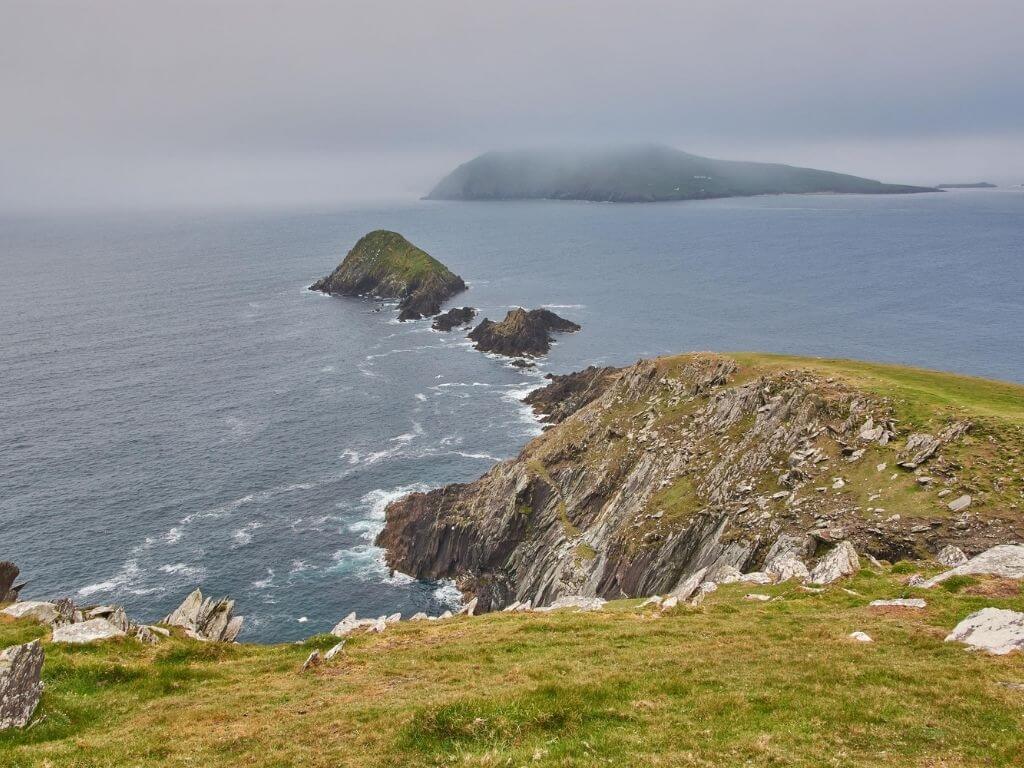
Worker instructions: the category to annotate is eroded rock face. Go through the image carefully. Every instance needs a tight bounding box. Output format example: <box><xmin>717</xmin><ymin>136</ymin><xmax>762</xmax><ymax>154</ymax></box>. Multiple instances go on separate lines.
<box><xmin>432</xmin><ymin>307</ymin><xmax>476</xmax><ymax>331</ymax></box>
<box><xmin>376</xmin><ymin>353</ymin><xmax>990</xmax><ymax>613</ymax></box>
<box><xmin>0</xmin><ymin>640</ymin><xmax>44</xmax><ymax>729</ymax></box>
<box><xmin>468</xmin><ymin>308</ymin><xmax>580</xmax><ymax>357</ymax></box>
<box><xmin>309</xmin><ymin>230</ymin><xmax>466</xmax><ymax>321</ymax></box>
<box><xmin>808</xmin><ymin>542</ymin><xmax>860</xmax><ymax>585</ymax></box>
<box><xmin>162</xmin><ymin>589</ymin><xmax>244</xmax><ymax>642</ymax></box>
<box><xmin>524</xmin><ymin>366</ymin><xmax>617</xmax><ymax>424</ymax></box>
<box><xmin>946</xmin><ymin>608</ymin><xmax>1024</xmax><ymax>655</ymax></box>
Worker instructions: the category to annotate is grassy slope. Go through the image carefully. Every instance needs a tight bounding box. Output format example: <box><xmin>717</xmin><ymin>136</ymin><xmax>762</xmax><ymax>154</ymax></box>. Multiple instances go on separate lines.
<box><xmin>338</xmin><ymin>230</ymin><xmax>457</xmax><ymax>286</ymax></box>
<box><xmin>3</xmin><ymin>566</ymin><xmax>1024</xmax><ymax>767</ymax></box>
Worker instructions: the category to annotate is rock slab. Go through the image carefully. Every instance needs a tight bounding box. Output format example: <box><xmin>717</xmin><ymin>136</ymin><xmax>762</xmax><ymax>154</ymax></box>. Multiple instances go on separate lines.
<box><xmin>51</xmin><ymin>618</ymin><xmax>126</xmax><ymax>644</ymax></box>
<box><xmin>808</xmin><ymin>541</ymin><xmax>860</xmax><ymax>585</ymax></box>
<box><xmin>0</xmin><ymin>640</ymin><xmax>44</xmax><ymax>729</ymax></box>
<box><xmin>945</xmin><ymin>608</ymin><xmax>1024</xmax><ymax>655</ymax></box>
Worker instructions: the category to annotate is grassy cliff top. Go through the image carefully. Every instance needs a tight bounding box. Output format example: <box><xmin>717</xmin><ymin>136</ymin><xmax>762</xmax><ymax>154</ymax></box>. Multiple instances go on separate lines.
<box><xmin>3</xmin><ymin>564</ymin><xmax>1024</xmax><ymax>766</ymax></box>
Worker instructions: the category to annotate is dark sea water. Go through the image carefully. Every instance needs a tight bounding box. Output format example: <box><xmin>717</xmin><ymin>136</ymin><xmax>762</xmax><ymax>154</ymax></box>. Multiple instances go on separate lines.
<box><xmin>2</xmin><ymin>189</ymin><xmax>1022</xmax><ymax>641</ymax></box>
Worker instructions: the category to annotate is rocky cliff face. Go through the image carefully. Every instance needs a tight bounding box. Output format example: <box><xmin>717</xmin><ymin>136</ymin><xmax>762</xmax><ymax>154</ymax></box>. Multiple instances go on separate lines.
<box><xmin>468</xmin><ymin>308</ymin><xmax>580</xmax><ymax>357</ymax></box>
<box><xmin>310</xmin><ymin>230</ymin><xmax>466</xmax><ymax>320</ymax></box>
<box><xmin>378</xmin><ymin>353</ymin><xmax>1024</xmax><ymax>612</ymax></box>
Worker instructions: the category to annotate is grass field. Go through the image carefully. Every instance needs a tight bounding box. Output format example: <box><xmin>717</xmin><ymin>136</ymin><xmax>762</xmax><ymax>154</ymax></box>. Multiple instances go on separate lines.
<box><xmin>3</xmin><ymin>564</ymin><xmax>1023</xmax><ymax>767</ymax></box>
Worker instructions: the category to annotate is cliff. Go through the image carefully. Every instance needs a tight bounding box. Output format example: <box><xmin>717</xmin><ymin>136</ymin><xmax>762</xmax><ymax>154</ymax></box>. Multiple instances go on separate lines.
<box><xmin>426</xmin><ymin>145</ymin><xmax>939</xmax><ymax>202</ymax></box>
<box><xmin>310</xmin><ymin>230</ymin><xmax>466</xmax><ymax>320</ymax></box>
<box><xmin>377</xmin><ymin>353</ymin><xmax>1024</xmax><ymax>611</ymax></box>
<box><xmin>468</xmin><ymin>308</ymin><xmax>580</xmax><ymax>357</ymax></box>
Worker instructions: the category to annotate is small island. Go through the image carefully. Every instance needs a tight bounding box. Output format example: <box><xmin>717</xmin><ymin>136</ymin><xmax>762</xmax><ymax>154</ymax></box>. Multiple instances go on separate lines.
<box><xmin>310</xmin><ymin>230</ymin><xmax>466</xmax><ymax>321</ymax></box>
<box><xmin>426</xmin><ymin>144</ymin><xmax>938</xmax><ymax>203</ymax></box>
<box><xmin>468</xmin><ymin>308</ymin><xmax>580</xmax><ymax>357</ymax></box>
<box><xmin>937</xmin><ymin>182</ymin><xmax>997</xmax><ymax>189</ymax></box>
<box><xmin>431</xmin><ymin>307</ymin><xmax>477</xmax><ymax>332</ymax></box>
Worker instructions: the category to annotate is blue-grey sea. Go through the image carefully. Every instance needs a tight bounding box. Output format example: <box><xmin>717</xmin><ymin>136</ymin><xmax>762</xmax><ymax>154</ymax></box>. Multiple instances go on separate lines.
<box><xmin>2</xmin><ymin>189</ymin><xmax>1022</xmax><ymax>641</ymax></box>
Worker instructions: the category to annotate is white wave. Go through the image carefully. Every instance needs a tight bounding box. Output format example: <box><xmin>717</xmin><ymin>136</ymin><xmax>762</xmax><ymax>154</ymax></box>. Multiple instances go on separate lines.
<box><xmin>77</xmin><ymin>558</ymin><xmax>142</xmax><ymax>597</ymax></box>
<box><xmin>339</xmin><ymin>448</ymin><xmax>361</xmax><ymax>464</ymax></box>
<box><xmin>231</xmin><ymin>521</ymin><xmax>264</xmax><ymax>548</ymax></box>
<box><xmin>541</xmin><ymin>303</ymin><xmax>585</xmax><ymax>309</ymax></box>
<box><xmin>415</xmin><ymin>392</ymin><xmax>427</xmax><ymax>401</ymax></box>
<box><xmin>500</xmin><ymin>383</ymin><xmax>546</xmax><ymax>404</ymax></box>
<box><xmin>433</xmin><ymin>581</ymin><xmax>464</xmax><ymax>607</ymax></box>
<box><xmin>361</xmin><ymin>483</ymin><xmax>432</xmax><ymax>520</ymax></box>
<box><xmin>289</xmin><ymin>560</ymin><xmax>312</xmax><ymax>574</ymax></box>
<box><xmin>451</xmin><ymin>451</ymin><xmax>503</xmax><ymax>462</ymax></box>
<box><xmin>163</xmin><ymin>527</ymin><xmax>183</xmax><ymax>544</ymax></box>
<box><xmin>251</xmin><ymin>568</ymin><xmax>275</xmax><ymax>589</ymax></box>
<box><xmin>158</xmin><ymin>562</ymin><xmax>207</xmax><ymax>580</ymax></box>
<box><xmin>297</xmin><ymin>616</ymin><xmax>308</xmax><ymax>623</ymax></box>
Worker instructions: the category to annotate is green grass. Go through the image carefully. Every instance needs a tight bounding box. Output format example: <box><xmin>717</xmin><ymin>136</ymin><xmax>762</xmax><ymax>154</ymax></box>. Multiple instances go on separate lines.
<box><xmin>3</xmin><ymin>565</ymin><xmax>1024</xmax><ymax>767</ymax></box>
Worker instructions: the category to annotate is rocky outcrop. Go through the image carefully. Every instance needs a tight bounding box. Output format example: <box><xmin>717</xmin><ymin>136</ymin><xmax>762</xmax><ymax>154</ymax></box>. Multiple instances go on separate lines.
<box><xmin>378</xmin><ymin>353</ymin><xmax>1005</xmax><ymax>613</ymax></box>
<box><xmin>2</xmin><ymin>601</ymin><xmax>61</xmax><ymax>625</ymax></box>
<box><xmin>0</xmin><ymin>640</ymin><xmax>44</xmax><ymax>729</ymax></box>
<box><xmin>1</xmin><ymin>562</ymin><xmax>25</xmax><ymax>602</ymax></box>
<box><xmin>310</xmin><ymin>230</ymin><xmax>466</xmax><ymax>320</ymax></box>
<box><xmin>162</xmin><ymin>589</ymin><xmax>243</xmax><ymax>642</ymax></box>
<box><xmin>51</xmin><ymin>618</ymin><xmax>126</xmax><ymax>644</ymax></box>
<box><xmin>946</xmin><ymin>608</ymin><xmax>1024</xmax><ymax>655</ymax></box>
<box><xmin>921</xmin><ymin>545</ymin><xmax>1024</xmax><ymax>588</ymax></box>
<box><xmin>524</xmin><ymin>366</ymin><xmax>617</xmax><ymax>424</ymax></box>
<box><xmin>432</xmin><ymin>307</ymin><xmax>476</xmax><ymax>331</ymax></box>
<box><xmin>468</xmin><ymin>308</ymin><xmax>580</xmax><ymax>357</ymax></box>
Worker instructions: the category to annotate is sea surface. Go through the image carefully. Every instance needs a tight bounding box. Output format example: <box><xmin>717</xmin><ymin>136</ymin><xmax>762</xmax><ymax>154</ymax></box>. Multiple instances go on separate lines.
<box><xmin>2</xmin><ymin>189</ymin><xmax>1022</xmax><ymax>641</ymax></box>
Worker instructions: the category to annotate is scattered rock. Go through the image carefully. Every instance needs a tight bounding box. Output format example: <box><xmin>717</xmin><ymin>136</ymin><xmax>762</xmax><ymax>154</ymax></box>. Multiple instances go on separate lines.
<box><xmin>744</xmin><ymin>593</ymin><xmax>771</xmax><ymax>602</ymax></box>
<box><xmin>162</xmin><ymin>589</ymin><xmax>244</xmax><ymax>642</ymax></box>
<box><xmin>937</xmin><ymin>545</ymin><xmax>968</xmax><ymax>567</ymax></box>
<box><xmin>849</xmin><ymin>631</ymin><xmax>873</xmax><ymax>643</ymax></box>
<box><xmin>468</xmin><ymin>308</ymin><xmax>580</xmax><ymax>357</ymax></box>
<box><xmin>947</xmin><ymin>495</ymin><xmax>972</xmax><ymax>513</ymax></box>
<box><xmin>0</xmin><ymin>640</ymin><xmax>44</xmax><ymax>730</ymax></box>
<box><xmin>300</xmin><ymin>651</ymin><xmax>322</xmax><ymax>672</ymax></box>
<box><xmin>432</xmin><ymin>307</ymin><xmax>476</xmax><ymax>331</ymax></box>
<box><xmin>869</xmin><ymin>598</ymin><xmax>927</xmax><ymax>609</ymax></box>
<box><xmin>807</xmin><ymin>541</ymin><xmax>860</xmax><ymax>585</ymax></box>
<box><xmin>945</xmin><ymin>608</ymin><xmax>1024</xmax><ymax>655</ymax></box>
<box><xmin>51</xmin><ymin>618</ymin><xmax>126</xmax><ymax>644</ymax></box>
<box><xmin>898</xmin><ymin>433</ymin><xmax>941</xmax><ymax>469</ymax></box>
<box><xmin>324</xmin><ymin>642</ymin><xmax>345</xmax><ymax>661</ymax></box>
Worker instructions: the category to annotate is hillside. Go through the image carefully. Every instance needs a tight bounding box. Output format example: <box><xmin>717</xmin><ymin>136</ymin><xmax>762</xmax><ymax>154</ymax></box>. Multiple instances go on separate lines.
<box><xmin>426</xmin><ymin>145</ymin><xmax>938</xmax><ymax>202</ymax></box>
<box><xmin>310</xmin><ymin>230</ymin><xmax>466</xmax><ymax>320</ymax></box>
<box><xmin>379</xmin><ymin>353</ymin><xmax>1024</xmax><ymax>611</ymax></box>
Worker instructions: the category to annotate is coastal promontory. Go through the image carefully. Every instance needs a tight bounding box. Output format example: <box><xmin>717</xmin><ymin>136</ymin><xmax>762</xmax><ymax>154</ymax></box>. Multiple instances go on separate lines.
<box><xmin>468</xmin><ymin>308</ymin><xmax>580</xmax><ymax>357</ymax></box>
<box><xmin>427</xmin><ymin>144</ymin><xmax>938</xmax><ymax>202</ymax></box>
<box><xmin>310</xmin><ymin>230</ymin><xmax>466</xmax><ymax>320</ymax></box>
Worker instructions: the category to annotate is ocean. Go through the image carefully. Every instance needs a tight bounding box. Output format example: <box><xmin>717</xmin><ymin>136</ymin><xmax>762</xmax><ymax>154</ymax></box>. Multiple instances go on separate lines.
<box><xmin>2</xmin><ymin>189</ymin><xmax>1022</xmax><ymax>641</ymax></box>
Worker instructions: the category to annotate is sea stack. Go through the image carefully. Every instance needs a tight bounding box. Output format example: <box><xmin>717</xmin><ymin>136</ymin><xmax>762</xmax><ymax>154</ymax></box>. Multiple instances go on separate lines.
<box><xmin>468</xmin><ymin>308</ymin><xmax>580</xmax><ymax>357</ymax></box>
<box><xmin>310</xmin><ymin>230</ymin><xmax>467</xmax><ymax>321</ymax></box>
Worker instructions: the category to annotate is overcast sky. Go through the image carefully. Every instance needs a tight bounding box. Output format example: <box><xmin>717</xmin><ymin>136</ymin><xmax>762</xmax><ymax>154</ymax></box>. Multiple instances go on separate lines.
<box><xmin>2</xmin><ymin>0</ymin><xmax>1022</xmax><ymax>210</ymax></box>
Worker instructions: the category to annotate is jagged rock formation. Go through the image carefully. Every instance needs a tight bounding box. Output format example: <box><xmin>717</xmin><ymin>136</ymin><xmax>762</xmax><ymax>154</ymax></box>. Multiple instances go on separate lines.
<box><xmin>0</xmin><ymin>640</ymin><xmax>43</xmax><ymax>729</ymax></box>
<box><xmin>378</xmin><ymin>353</ymin><xmax>1022</xmax><ymax>612</ymax></box>
<box><xmin>524</xmin><ymin>366</ymin><xmax>617</xmax><ymax>424</ymax></box>
<box><xmin>0</xmin><ymin>562</ymin><xmax>24</xmax><ymax>602</ymax></box>
<box><xmin>310</xmin><ymin>230</ymin><xmax>466</xmax><ymax>320</ymax></box>
<box><xmin>162</xmin><ymin>589</ymin><xmax>243</xmax><ymax>642</ymax></box>
<box><xmin>431</xmin><ymin>306</ymin><xmax>476</xmax><ymax>331</ymax></box>
<box><xmin>468</xmin><ymin>308</ymin><xmax>580</xmax><ymax>357</ymax></box>
<box><xmin>427</xmin><ymin>144</ymin><xmax>938</xmax><ymax>202</ymax></box>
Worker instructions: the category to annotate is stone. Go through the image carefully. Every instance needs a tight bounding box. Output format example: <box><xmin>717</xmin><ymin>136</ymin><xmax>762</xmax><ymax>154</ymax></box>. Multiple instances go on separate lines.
<box><xmin>922</xmin><ymin>544</ymin><xmax>1024</xmax><ymax>588</ymax></box>
<box><xmin>324</xmin><ymin>641</ymin><xmax>345</xmax><ymax>661</ymax></box>
<box><xmin>689</xmin><ymin>582</ymin><xmax>718</xmax><ymax>606</ymax></box>
<box><xmin>162</xmin><ymin>589</ymin><xmax>244</xmax><ymax>642</ymax></box>
<box><xmin>409</xmin><ymin>612</ymin><xmax>429</xmax><ymax>621</ymax></box>
<box><xmin>738</xmin><ymin>571</ymin><xmax>773</xmax><ymax>585</ymax></box>
<box><xmin>0</xmin><ymin>562</ymin><xmax>24</xmax><ymax>602</ymax></box>
<box><xmin>869</xmin><ymin>598</ymin><xmax>927</xmax><ymax>609</ymax></box>
<box><xmin>706</xmin><ymin>564</ymin><xmax>742</xmax><ymax>584</ymax></box>
<box><xmin>0</xmin><ymin>640</ymin><xmax>44</xmax><ymax>729</ymax></box>
<box><xmin>300</xmin><ymin>651</ymin><xmax>322</xmax><ymax>672</ymax></box>
<box><xmin>457</xmin><ymin>597</ymin><xmax>478</xmax><ymax>617</ymax></box>
<box><xmin>51</xmin><ymin>618</ymin><xmax>126</xmax><ymax>644</ymax></box>
<box><xmin>945</xmin><ymin>608</ymin><xmax>1024</xmax><ymax>655</ymax></box>
<box><xmin>807</xmin><ymin>541</ymin><xmax>860</xmax><ymax>585</ymax></box>
<box><xmin>849</xmin><ymin>631</ymin><xmax>873</xmax><ymax>643</ymax></box>
<box><xmin>1</xmin><ymin>601</ymin><xmax>60</xmax><ymax>625</ymax></box>
<box><xmin>898</xmin><ymin>433</ymin><xmax>941</xmax><ymax>468</ymax></box>
<box><xmin>659</xmin><ymin>595</ymin><xmax>679</xmax><ymax>610</ymax></box>
<box><xmin>947</xmin><ymin>495</ymin><xmax>972</xmax><ymax>513</ymax></box>
<box><xmin>536</xmin><ymin>595</ymin><xmax>606</xmax><ymax>613</ymax></box>
<box><xmin>744</xmin><ymin>593</ymin><xmax>771</xmax><ymax>602</ymax></box>
<box><xmin>670</xmin><ymin>567</ymin><xmax>709</xmax><ymax>601</ymax></box>
<box><xmin>766</xmin><ymin>555</ymin><xmax>809</xmax><ymax>583</ymax></box>
<box><xmin>937</xmin><ymin>545</ymin><xmax>968</xmax><ymax>567</ymax></box>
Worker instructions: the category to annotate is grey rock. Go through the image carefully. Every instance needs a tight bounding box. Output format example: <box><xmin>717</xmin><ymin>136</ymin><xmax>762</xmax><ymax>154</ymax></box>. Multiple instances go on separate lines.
<box><xmin>324</xmin><ymin>641</ymin><xmax>345</xmax><ymax>661</ymax></box>
<box><xmin>457</xmin><ymin>597</ymin><xmax>478</xmax><ymax>617</ymax></box>
<box><xmin>922</xmin><ymin>544</ymin><xmax>1024</xmax><ymax>588</ymax></box>
<box><xmin>849</xmin><ymin>631</ymin><xmax>873</xmax><ymax>643</ymax></box>
<box><xmin>869</xmin><ymin>598</ymin><xmax>927</xmax><ymax>609</ymax></box>
<box><xmin>162</xmin><ymin>588</ymin><xmax>244</xmax><ymax>642</ymax></box>
<box><xmin>51</xmin><ymin>618</ymin><xmax>126</xmax><ymax>644</ymax></box>
<box><xmin>898</xmin><ymin>433</ymin><xmax>941</xmax><ymax>468</ymax></box>
<box><xmin>738</xmin><ymin>571</ymin><xmax>773</xmax><ymax>585</ymax></box>
<box><xmin>1</xmin><ymin>601</ymin><xmax>60</xmax><ymax>625</ymax></box>
<box><xmin>937</xmin><ymin>545</ymin><xmax>968</xmax><ymax>567</ymax></box>
<box><xmin>300</xmin><ymin>651</ymin><xmax>322</xmax><ymax>672</ymax></box>
<box><xmin>744</xmin><ymin>593</ymin><xmax>772</xmax><ymax>602</ymax></box>
<box><xmin>807</xmin><ymin>541</ymin><xmax>860</xmax><ymax>585</ymax></box>
<box><xmin>0</xmin><ymin>640</ymin><xmax>44</xmax><ymax>729</ymax></box>
<box><xmin>945</xmin><ymin>608</ymin><xmax>1024</xmax><ymax>655</ymax></box>
<box><xmin>947</xmin><ymin>495</ymin><xmax>972</xmax><ymax>513</ymax></box>
<box><xmin>0</xmin><ymin>562</ymin><xmax>24</xmax><ymax>603</ymax></box>
<box><xmin>535</xmin><ymin>595</ymin><xmax>606</xmax><ymax>612</ymax></box>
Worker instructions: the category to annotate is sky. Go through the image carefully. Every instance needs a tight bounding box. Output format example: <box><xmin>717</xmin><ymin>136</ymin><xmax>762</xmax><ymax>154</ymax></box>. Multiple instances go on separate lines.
<box><xmin>2</xmin><ymin>0</ymin><xmax>1023</xmax><ymax>210</ymax></box>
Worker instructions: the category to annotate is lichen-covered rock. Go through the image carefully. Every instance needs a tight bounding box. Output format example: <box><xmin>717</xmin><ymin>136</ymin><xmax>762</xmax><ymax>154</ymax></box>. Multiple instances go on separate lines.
<box><xmin>869</xmin><ymin>598</ymin><xmax>926</xmax><ymax>609</ymax></box>
<box><xmin>0</xmin><ymin>640</ymin><xmax>44</xmax><ymax>729</ymax></box>
<box><xmin>945</xmin><ymin>608</ymin><xmax>1024</xmax><ymax>655</ymax></box>
<box><xmin>1</xmin><ymin>601</ymin><xmax>60</xmax><ymax>625</ymax></box>
<box><xmin>51</xmin><ymin>618</ymin><xmax>126</xmax><ymax>644</ymax></box>
<box><xmin>937</xmin><ymin>545</ymin><xmax>968</xmax><ymax>567</ymax></box>
<box><xmin>468</xmin><ymin>308</ymin><xmax>580</xmax><ymax>357</ymax></box>
<box><xmin>310</xmin><ymin>230</ymin><xmax>466</xmax><ymax>320</ymax></box>
<box><xmin>807</xmin><ymin>541</ymin><xmax>860</xmax><ymax>585</ymax></box>
<box><xmin>162</xmin><ymin>589</ymin><xmax>243</xmax><ymax>642</ymax></box>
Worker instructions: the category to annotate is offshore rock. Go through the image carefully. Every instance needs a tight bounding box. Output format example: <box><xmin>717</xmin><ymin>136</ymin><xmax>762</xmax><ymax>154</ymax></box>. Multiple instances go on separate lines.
<box><xmin>310</xmin><ymin>230</ymin><xmax>466</xmax><ymax>320</ymax></box>
<box><xmin>0</xmin><ymin>640</ymin><xmax>44</xmax><ymax>729</ymax></box>
<box><xmin>468</xmin><ymin>308</ymin><xmax>580</xmax><ymax>357</ymax></box>
<box><xmin>162</xmin><ymin>589</ymin><xmax>244</xmax><ymax>642</ymax></box>
<box><xmin>432</xmin><ymin>307</ymin><xmax>476</xmax><ymax>331</ymax></box>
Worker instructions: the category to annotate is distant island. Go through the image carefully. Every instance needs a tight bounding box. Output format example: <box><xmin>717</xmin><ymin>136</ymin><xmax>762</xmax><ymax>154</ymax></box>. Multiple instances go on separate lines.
<box><xmin>426</xmin><ymin>144</ymin><xmax>938</xmax><ymax>203</ymax></box>
<box><xmin>310</xmin><ymin>230</ymin><xmax>466</xmax><ymax>321</ymax></box>
<box><xmin>937</xmin><ymin>182</ymin><xmax>997</xmax><ymax>189</ymax></box>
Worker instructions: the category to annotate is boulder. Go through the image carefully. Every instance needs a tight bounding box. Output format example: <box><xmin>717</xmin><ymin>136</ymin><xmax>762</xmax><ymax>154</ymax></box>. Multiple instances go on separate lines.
<box><xmin>536</xmin><ymin>595</ymin><xmax>606</xmax><ymax>612</ymax></box>
<box><xmin>0</xmin><ymin>562</ymin><xmax>24</xmax><ymax>603</ymax></box>
<box><xmin>765</xmin><ymin>555</ymin><xmax>809</xmax><ymax>583</ymax></box>
<box><xmin>324</xmin><ymin>641</ymin><xmax>345</xmax><ymax>661</ymax></box>
<box><xmin>1</xmin><ymin>601</ymin><xmax>60</xmax><ymax>625</ymax></box>
<box><xmin>947</xmin><ymin>495</ymin><xmax>972</xmax><ymax>513</ymax></box>
<box><xmin>300</xmin><ymin>651</ymin><xmax>322</xmax><ymax>672</ymax></box>
<box><xmin>849</xmin><ymin>631</ymin><xmax>873</xmax><ymax>643</ymax></box>
<box><xmin>0</xmin><ymin>640</ymin><xmax>44</xmax><ymax>729</ymax></box>
<box><xmin>457</xmin><ymin>597</ymin><xmax>478</xmax><ymax>617</ymax></box>
<box><xmin>744</xmin><ymin>593</ymin><xmax>772</xmax><ymax>602</ymax></box>
<box><xmin>706</xmin><ymin>564</ymin><xmax>742</xmax><ymax>584</ymax></box>
<box><xmin>807</xmin><ymin>541</ymin><xmax>860</xmax><ymax>585</ymax></box>
<box><xmin>937</xmin><ymin>545</ymin><xmax>968</xmax><ymax>567</ymax></box>
<box><xmin>162</xmin><ymin>589</ymin><xmax>244</xmax><ymax>642</ymax></box>
<box><xmin>945</xmin><ymin>608</ymin><xmax>1024</xmax><ymax>655</ymax></box>
<box><xmin>869</xmin><ymin>598</ymin><xmax>927</xmax><ymax>609</ymax></box>
<box><xmin>689</xmin><ymin>582</ymin><xmax>718</xmax><ymax>606</ymax></box>
<box><xmin>330</xmin><ymin>612</ymin><xmax>379</xmax><ymax>638</ymax></box>
<box><xmin>921</xmin><ymin>544</ymin><xmax>1024</xmax><ymax>588</ymax></box>
<box><xmin>898</xmin><ymin>433</ymin><xmax>941</xmax><ymax>468</ymax></box>
<box><xmin>670</xmin><ymin>567</ymin><xmax>710</xmax><ymax>601</ymax></box>
<box><xmin>738</xmin><ymin>571</ymin><xmax>773</xmax><ymax>585</ymax></box>
<box><xmin>51</xmin><ymin>618</ymin><xmax>126</xmax><ymax>644</ymax></box>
